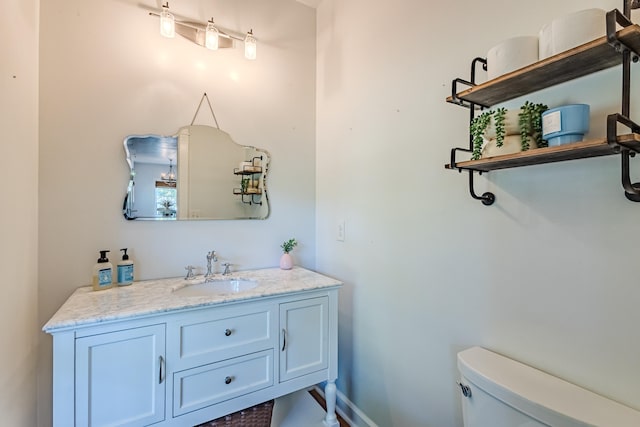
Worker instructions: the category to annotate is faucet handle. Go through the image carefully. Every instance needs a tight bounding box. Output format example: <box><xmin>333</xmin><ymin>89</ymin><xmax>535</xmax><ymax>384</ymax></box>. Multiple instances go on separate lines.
<box><xmin>184</xmin><ymin>265</ymin><xmax>196</xmax><ymax>280</ymax></box>
<box><xmin>222</xmin><ymin>263</ymin><xmax>232</xmax><ymax>275</ymax></box>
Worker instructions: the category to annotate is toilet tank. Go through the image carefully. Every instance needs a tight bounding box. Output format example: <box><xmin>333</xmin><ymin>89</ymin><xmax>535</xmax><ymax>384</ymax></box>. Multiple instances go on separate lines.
<box><xmin>457</xmin><ymin>347</ymin><xmax>640</xmax><ymax>427</ymax></box>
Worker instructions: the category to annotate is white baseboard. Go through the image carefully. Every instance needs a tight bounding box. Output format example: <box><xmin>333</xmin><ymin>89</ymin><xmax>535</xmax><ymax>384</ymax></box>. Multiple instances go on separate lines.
<box><xmin>313</xmin><ymin>386</ymin><xmax>378</xmax><ymax>427</ymax></box>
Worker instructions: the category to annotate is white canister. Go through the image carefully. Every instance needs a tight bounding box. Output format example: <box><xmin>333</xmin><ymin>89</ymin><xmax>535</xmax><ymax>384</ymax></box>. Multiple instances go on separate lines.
<box><xmin>487</xmin><ymin>36</ymin><xmax>539</xmax><ymax>80</ymax></box>
<box><xmin>539</xmin><ymin>9</ymin><xmax>606</xmax><ymax>60</ymax></box>
<box><xmin>538</xmin><ymin>22</ymin><xmax>553</xmax><ymax>60</ymax></box>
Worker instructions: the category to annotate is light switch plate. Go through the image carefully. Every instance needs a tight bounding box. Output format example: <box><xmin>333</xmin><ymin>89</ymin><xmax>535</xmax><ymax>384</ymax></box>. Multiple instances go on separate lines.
<box><xmin>337</xmin><ymin>219</ymin><xmax>345</xmax><ymax>242</ymax></box>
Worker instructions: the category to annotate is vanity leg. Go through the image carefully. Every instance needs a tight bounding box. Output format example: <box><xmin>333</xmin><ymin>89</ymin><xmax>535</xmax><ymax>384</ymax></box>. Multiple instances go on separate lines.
<box><xmin>323</xmin><ymin>380</ymin><xmax>339</xmax><ymax>427</ymax></box>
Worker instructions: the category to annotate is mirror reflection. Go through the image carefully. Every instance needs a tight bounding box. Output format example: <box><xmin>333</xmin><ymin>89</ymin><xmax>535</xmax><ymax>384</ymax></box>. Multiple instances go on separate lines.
<box><xmin>123</xmin><ymin>125</ymin><xmax>269</xmax><ymax>220</ymax></box>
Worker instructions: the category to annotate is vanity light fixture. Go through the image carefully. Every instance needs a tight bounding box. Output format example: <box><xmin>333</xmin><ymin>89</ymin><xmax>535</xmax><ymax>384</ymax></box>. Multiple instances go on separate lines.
<box><xmin>244</xmin><ymin>29</ymin><xmax>257</xmax><ymax>60</ymax></box>
<box><xmin>159</xmin><ymin>2</ymin><xmax>175</xmax><ymax>38</ymax></box>
<box><xmin>149</xmin><ymin>6</ymin><xmax>257</xmax><ymax>59</ymax></box>
<box><xmin>161</xmin><ymin>159</ymin><xmax>176</xmax><ymax>182</ymax></box>
<box><xmin>205</xmin><ymin>18</ymin><xmax>219</xmax><ymax>50</ymax></box>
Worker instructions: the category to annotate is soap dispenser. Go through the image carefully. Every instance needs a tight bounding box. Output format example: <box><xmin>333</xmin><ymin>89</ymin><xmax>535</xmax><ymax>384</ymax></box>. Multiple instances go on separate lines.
<box><xmin>92</xmin><ymin>250</ymin><xmax>113</xmax><ymax>291</ymax></box>
<box><xmin>117</xmin><ymin>248</ymin><xmax>134</xmax><ymax>286</ymax></box>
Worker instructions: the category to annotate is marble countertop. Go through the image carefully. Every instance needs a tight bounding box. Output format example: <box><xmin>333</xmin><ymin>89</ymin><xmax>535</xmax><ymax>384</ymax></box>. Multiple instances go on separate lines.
<box><xmin>43</xmin><ymin>267</ymin><xmax>342</xmax><ymax>333</ymax></box>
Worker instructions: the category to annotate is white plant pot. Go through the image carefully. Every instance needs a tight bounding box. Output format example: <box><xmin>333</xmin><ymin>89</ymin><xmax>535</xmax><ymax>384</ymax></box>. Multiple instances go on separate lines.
<box><xmin>482</xmin><ymin>135</ymin><xmax>538</xmax><ymax>158</ymax></box>
<box><xmin>280</xmin><ymin>253</ymin><xmax>293</xmax><ymax>270</ymax></box>
<box><xmin>484</xmin><ymin>109</ymin><xmax>521</xmax><ymax>140</ymax></box>
<box><xmin>481</xmin><ymin>109</ymin><xmax>540</xmax><ymax>158</ymax></box>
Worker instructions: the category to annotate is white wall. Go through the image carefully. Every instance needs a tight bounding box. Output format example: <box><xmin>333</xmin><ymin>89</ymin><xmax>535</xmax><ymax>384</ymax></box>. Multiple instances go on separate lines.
<box><xmin>316</xmin><ymin>1</ymin><xmax>640</xmax><ymax>426</ymax></box>
<box><xmin>37</xmin><ymin>0</ymin><xmax>316</xmax><ymax>425</ymax></box>
<box><xmin>1</xmin><ymin>0</ymin><xmax>39</xmax><ymax>426</ymax></box>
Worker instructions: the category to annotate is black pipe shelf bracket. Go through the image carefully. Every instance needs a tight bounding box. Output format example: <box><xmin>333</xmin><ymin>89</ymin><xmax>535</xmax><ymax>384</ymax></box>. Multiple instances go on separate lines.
<box><xmin>607</xmin><ymin>5</ymin><xmax>640</xmax><ymax>201</ymax></box>
<box><xmin>448</xmin><ymin>57</ymin><xmax>495</xmax><ymax>206</ymax></box>
<box><xmin>446</xmin><ymin>1</ymin><xmax>640</xmax><ymax>206</ymax></box>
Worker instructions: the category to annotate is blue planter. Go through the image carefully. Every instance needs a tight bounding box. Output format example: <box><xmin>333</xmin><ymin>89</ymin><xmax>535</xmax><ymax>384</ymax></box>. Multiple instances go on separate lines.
<box><xmin>542</xmin><ymin>104</ymin><xmax>590</xmax><ymax>146</ymax></box>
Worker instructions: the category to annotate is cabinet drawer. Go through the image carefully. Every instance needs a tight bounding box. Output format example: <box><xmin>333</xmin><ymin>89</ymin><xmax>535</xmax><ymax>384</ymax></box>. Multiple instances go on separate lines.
<box><xmin>172</xmin><ymin>349</ymin><xmax>273</xmax><ymax>417</ymax></box>
<box><xmin>171</xmin><ymin>305</ymin><xmax>274</xmax><ymax>365</ymax></box>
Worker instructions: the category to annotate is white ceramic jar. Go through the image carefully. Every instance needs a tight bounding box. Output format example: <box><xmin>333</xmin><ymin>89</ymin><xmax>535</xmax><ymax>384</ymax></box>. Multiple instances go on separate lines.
<box><xmin>539</xmin><ymin>9</ymin><xmax>606</xmax><ymax>60</ymax></box>
<box><xmin>487</xmin><ymin>36</ymin><xmax>539</xmax><ymax>80</ymax></box>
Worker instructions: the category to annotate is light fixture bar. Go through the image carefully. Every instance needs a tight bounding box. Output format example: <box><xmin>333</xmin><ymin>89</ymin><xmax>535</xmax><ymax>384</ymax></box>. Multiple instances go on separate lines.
<box><xmin>148</xmin><ymin>10</ymin><xmax>256</xmax><ymax>57</ymax></box>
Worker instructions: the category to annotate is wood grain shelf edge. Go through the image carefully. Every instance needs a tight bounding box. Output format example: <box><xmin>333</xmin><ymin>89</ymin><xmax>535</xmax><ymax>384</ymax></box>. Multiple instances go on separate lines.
<box><xmin>445</xmin><ymin>134</ymin><xmax>640</xmax><ymax>172</ymax></box>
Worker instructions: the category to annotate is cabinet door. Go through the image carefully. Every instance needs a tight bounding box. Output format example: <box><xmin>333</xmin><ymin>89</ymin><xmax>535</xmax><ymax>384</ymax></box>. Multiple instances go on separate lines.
<box><xmin>75</xmin><ymin>324</ymin><xmax>166</xmax><ymax>427</ymax></box>
<box><xmin>279</xmin><ymin>296</ymin><xmax>329</xmax><ymax>382</ymax></box>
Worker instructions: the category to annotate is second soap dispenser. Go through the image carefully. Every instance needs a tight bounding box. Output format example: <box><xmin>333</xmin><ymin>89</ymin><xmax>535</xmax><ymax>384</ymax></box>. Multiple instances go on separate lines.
<box><xmin>117</xmin><ymin>248</ymin><xmax>134</xmax><ymax>286</ymax></box>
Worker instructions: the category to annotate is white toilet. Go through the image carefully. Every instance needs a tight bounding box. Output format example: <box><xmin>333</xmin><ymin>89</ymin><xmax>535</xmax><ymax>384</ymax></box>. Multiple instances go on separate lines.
<box><xmin>457</xmin><ymin>346</ymin><xmax>640</xmax><ymax>427</ymax></box>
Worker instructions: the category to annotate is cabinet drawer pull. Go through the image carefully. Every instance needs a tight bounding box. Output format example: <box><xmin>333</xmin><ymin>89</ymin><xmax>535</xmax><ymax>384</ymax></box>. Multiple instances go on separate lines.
<box><xmin>224</xmin><ymin>328</ymin><xmax>232</xmax><ymax>336</ymax></box>
<box><xmin>225</xmin><ymin>376</ymin><xmax>233</xmax><ymax>385</ymax></box>
<box><xmin>159</xmin><ymin>355</ymin><xmax>165</xmax><ymax>384</ymax></box>
<box><xmin>282</xmin><ymin>328</ymin><xmax>287</xmax><ymax>351</ymax></box>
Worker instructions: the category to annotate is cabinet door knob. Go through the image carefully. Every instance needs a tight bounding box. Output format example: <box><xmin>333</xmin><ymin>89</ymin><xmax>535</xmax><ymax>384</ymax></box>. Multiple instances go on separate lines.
<box><xmin>224</xmin><ymin>328</ymin><xmax>232</xmax><ymax>336</ymax></box>
<box><xmin>225</xmin><ymin>376</ymin><xmax>233</xmax><ymax>385</ymax></box>
<box><xmin>282</xmin><ymin>328</ymin><xmax>287</xmax><ymax>351</ymax></box>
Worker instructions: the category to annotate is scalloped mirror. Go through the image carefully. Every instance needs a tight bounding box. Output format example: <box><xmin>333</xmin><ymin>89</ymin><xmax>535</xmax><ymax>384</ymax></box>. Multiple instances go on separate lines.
<box><xmin>123</xmin><ymin>125</ymin><xmax>269</xmax><ymax>220</ymax></box>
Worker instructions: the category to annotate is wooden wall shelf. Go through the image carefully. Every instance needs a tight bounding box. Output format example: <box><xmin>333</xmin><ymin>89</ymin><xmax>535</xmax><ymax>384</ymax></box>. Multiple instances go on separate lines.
<box><xmin>446</xmin><ymin>134</ymin><xmax>640</xmax><ymax>172</ymax></box>
<box><xmin>445</xmin><ymin>6</ymin><xmax>640</xmax><ymax>205</ymax></box>
<box><xmin>446</xmin><ymin>25</ymin><xmax>640</xmax><ymax>107</ymax></box>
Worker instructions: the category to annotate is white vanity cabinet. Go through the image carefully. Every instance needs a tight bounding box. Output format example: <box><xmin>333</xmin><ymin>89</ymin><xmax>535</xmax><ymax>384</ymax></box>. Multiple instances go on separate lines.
<box><xmin>45</xmin><ymin>268</ymin><xmax>341</xmax><ymax>427</ymax></box>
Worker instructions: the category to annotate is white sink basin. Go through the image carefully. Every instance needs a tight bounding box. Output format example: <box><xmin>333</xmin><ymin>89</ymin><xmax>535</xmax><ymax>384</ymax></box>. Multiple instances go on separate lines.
<box><xmin>173</xmin><ymin>278</ymin><xmax>258</xmax><ymax>297</ymax></box>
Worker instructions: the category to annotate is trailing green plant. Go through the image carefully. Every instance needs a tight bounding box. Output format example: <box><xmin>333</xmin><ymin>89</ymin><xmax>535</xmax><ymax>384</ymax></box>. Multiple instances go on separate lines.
<box><xmin>281</xmin><ymin>238</ymin><xmax>297</xmax><ymax>254</ymax></box>
<box><xmin>493</xmin><ymin>107</ymin><xmax>507</xmax><ymax>147</ymax></box>
<box><xmin>470</xmin><ymin>108</ymin><xmax>505</xmax><ymax>160</ymax></box>
<box><xmin>518</xmin><ymin>101</ymin><xmax>548</xmax><ymax>150</ymax></box>
<box><xmin>470</xmin><ymin>110</ymin><xmax>492</xmax><ymax>160</ymax></box>
<box><xmin>241</xmin><ymin>178</ymin><xmax>250</xmax><ymax>193</ymax></box>
<box><xmin>469</xmin><ymin>102</ymin><xmax>548</xmax><ymax>160</ymax></box>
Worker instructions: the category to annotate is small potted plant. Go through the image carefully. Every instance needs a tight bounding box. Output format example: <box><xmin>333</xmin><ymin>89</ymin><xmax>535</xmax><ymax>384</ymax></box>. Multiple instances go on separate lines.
<box><xmin>470</xmin><ymin>101</ymin><xmax>548</xmax><ymax>160</ymax></box>
<box><xmin>280</xmin><ymin>238</ymin><xmax>297</xmax><ymax>270</ymax></box>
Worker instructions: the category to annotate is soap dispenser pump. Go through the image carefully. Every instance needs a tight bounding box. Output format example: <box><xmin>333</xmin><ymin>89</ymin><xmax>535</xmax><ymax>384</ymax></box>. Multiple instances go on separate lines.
<box><xmin>117</xmin><ymin>248</ymin><xmax>134</xmax><ymax>286</ymax></box>
<box><xmin>92</xmin><ymin>250</ymin><xmax>113</xmax><ymax>291</ymax></box>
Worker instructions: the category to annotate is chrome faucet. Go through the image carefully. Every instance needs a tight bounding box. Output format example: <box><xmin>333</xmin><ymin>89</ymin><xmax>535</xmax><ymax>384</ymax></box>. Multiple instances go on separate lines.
<box><xmin>205</xmin><ymin>251</ymin><xmax>218</xmax><ymax>281</ymax></box>
<box><xmin>184</xmin><ymin>265</ymin><xmax>196</xmax><ymax>280</ymax></box>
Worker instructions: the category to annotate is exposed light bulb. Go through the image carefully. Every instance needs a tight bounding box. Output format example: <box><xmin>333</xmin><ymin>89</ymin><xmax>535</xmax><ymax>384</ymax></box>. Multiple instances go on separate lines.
<box><xmin>160</xmin><ymin>3</ymin><xmax>175</xmax><ymax>38</ymax></box>
<box><xmin>244</xmin><ymin>29</ymin><xmax>257</xmax><ymax>60</ymax></box>
<box><xmin>205</xmin><ymin>18</ymin><xmax>219</xmax><ymax>50</ymax></box>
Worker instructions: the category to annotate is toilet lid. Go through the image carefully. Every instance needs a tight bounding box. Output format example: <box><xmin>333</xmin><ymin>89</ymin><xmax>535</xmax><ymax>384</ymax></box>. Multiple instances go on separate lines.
<box><xmin>458</xmin><ymin>347</ymin><xmax>640</xmax><ymax>427</ymax></box>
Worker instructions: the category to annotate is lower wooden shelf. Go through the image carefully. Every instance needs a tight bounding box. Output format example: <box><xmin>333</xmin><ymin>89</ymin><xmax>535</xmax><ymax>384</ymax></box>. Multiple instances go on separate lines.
<box><xmin>233</xmin><ymin>189</ymin><xmax>263</xmax><ymax>195</ymax></box>
<box><xmin>445</xmin><ymin>134</ymin><xmax>640</xmax><ymax>172</ymax></box>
